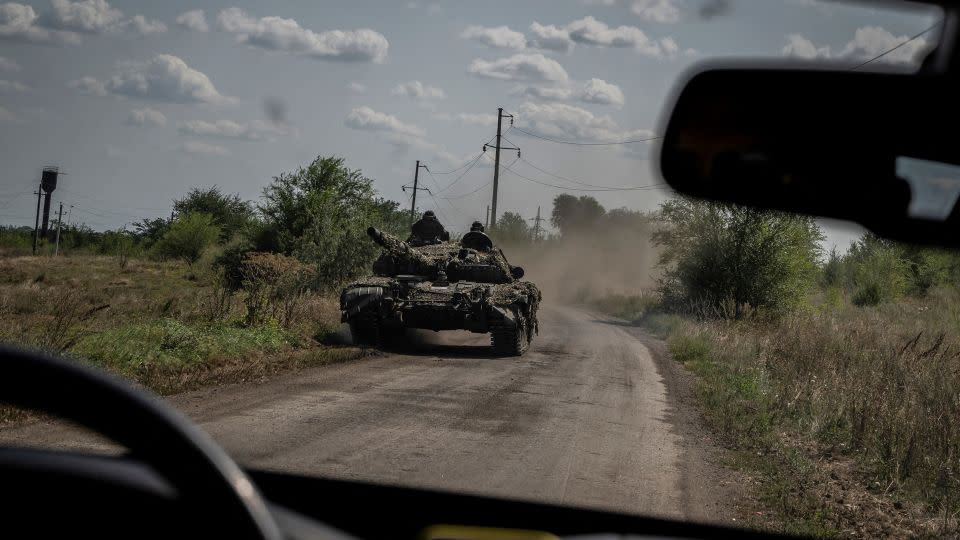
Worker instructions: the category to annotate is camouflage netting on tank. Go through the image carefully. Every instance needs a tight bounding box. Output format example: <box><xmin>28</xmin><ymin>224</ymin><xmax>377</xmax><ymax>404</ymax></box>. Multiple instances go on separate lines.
<box><xmin>345</xmin><ymin>276</ymin><xmax>396</xmax><ymax>288</ymax></box>
<box><xmin>371</xmin><ymin>230</ymin><xmax>436</xmax><ymax>272</ymax></box>
<box><xmin>491</xmin><ymin>281</ymin><xmax>542</xmax><ymax>306</ymax></box>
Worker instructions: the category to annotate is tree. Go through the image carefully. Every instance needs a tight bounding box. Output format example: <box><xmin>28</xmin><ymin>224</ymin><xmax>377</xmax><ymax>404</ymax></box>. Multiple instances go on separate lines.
<box><xmin>173</xmin><ymin>186</ymin><xmax>254</xmax><ymax>242</ymax></box>
<box><xmin>133</xmin><ymin>217</ymin><xmax>170</xmax><ymax>248</ymax></box>
<box><xmin>550</xmin><ymin>194</ymin><xmax>606</xmax><ymax>237</ymax></box>
<box><xmin>153</xmin><ymin>212</ymin><xmax>220</xmax><ymax>266</ymax></box>
<box><xmin>653</xmin><ymin>198</ymin><xmax>823</xmax><ymax>317</ymax></box>
<box><xmin>255</xmin><ymin>155</ymin><xmax>406</xmax><ymax>289</ymax></box>
<box><xmin>493</xmin><ymin>211</ymin><xmax>531</xmax><ymax>245</ymax></box>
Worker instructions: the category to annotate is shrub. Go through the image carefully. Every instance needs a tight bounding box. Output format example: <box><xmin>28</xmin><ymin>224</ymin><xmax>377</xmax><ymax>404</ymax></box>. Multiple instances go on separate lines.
<box><xmin>173</xmin><ymin>186</ymin><xmax>255</xmax><ymax>242</ymax></box>
<box><xmin>653</xmin><ymin>198</ymin><xmax>823</xmax><ymax>318</ymax></box>
<box><xmin>848</xmin><ymin>236</ymin><xmax>909</xmax><ymax>306</ymax></box>
<box><xmin>153</xmin><ymin>212</ymin><xmax>220</xmax><ymax>267</ymax></box>
<box><xmin>257</xmin><ymin>155</ymin><xmax>408</xmax><ymax>290</ymax></box>
<box><xmin>240</xmin><ymin>252</ymin><xmax>316</xmax><ymax>327</ymax></box>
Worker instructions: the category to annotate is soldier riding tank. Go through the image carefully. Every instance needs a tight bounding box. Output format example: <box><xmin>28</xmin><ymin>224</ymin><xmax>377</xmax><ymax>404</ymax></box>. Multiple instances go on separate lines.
<box><xmin>339</xmin><ymin>223</ymin><xmax>542</xmax><ymax>356</ymax></box>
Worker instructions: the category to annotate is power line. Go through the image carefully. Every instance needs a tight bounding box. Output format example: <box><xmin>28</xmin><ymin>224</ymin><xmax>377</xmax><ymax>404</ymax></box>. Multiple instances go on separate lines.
<box><xmin>517</xmin><ymin>156</ymin><xmax>666</xmax><ymax>190</ymax></box>
<box><xmin>425</xmin><ymin>151</ymin><xmax>484</xmax><ymax>175</ymax></box>
<box><xmin>434</xmin><ymin>152</ymin><xmax>486</xmax><ymax>193</ymax></box>
<box><xmin>512</xmin><ymin>126</ymin><xmax>661</xmax><ymax>146</ymax></box>
<box><xmin>500</xmin><ymin>160</ymin><xmax>664</xmax><ymax>192</ymax></box>
<box><xmin>849</xmin><ymin>19</ymin><xmax>941</xmax><ymax>71</ymax></box>
<box><xmin>441</xmin><ymin>180</ymin><xmax>492</xmax><ymax>200</ymax></box>
<box><xmin>424</xmin><ymin>167</ymin><xmax>467</xmax><ymax>217</ymax></box>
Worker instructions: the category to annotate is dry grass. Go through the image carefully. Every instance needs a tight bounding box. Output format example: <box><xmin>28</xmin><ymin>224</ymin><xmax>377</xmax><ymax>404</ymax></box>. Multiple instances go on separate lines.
<box><xmin>0</xmin><ymin>254</ymin><xmax>360</xmax><ymax>420</ymax></box>
<box><xmin>650</xmin><ymin>287</ymin><xmax>960</xmax><ymax>537</ymax></box>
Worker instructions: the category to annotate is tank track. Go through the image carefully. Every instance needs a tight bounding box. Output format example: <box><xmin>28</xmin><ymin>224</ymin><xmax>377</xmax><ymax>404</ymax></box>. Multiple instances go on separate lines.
<box><xmin>490</xmin><ymin>313</ymin><xmax>530</xmax><ymax>357</ymax></box>
<box><xmin>349</xmin><ymin>315</ymin><xmax>403</xmax><ymax>349</ymax></box>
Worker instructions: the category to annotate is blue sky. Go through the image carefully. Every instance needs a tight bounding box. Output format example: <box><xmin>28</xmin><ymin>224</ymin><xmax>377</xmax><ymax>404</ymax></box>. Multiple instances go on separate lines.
<box><xmin>0</xmin><ymin>0</ymin><xmax>940</xmax><ymax>249</ymax></box>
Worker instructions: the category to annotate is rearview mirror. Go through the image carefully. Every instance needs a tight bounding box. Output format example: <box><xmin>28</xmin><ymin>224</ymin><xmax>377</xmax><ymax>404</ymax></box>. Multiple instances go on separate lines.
<box><xmin>659</xmin><ymin>64</ymin><xmax>960</xmax><ymax>246</ymax></box>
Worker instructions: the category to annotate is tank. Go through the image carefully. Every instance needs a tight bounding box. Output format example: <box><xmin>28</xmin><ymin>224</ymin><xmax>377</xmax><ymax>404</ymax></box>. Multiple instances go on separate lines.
<box><xmin>339</xmin><ymin>227</ymin><xmax>542</xmax><ymax>356</ymax></box>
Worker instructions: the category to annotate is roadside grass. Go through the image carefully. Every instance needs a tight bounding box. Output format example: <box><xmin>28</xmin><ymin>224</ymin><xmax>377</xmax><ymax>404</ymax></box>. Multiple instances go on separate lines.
<box><xmin>594</xmin><ymin>290</ymin><xmax>960</xmax><ymax>537</ymax></box>
<box><xmin>0</xmin><ymin>254</ymin><xmax>360</xmax><ymax>420</ymax></box>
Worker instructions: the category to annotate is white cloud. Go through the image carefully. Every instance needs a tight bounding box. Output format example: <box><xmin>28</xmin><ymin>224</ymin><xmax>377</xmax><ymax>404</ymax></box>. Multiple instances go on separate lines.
<box><xmin>566</xmin><ymin>16</ymin><xmax>670</xmax><ymax>57</ymax></box>
<box><xmin>782</xmin><ymin>26</ymin><xmax>930</xmax><ymax>65</ymax></box>
<box><xmin>181</xmin><ymin>140</ymin><xmax>229</xmax><ymax>156</ymax></box>
<box><xmin>527</xmin><ymin>16</ymin><xmax>684</xmax><ymax>57</ymax></box>
<box><xmin>0</xmin><ymin>2</ymin><xmax>81</xmax><ymax>44</ymax></box>
<box><xmin>344</xmin><ymin>106</ymin><xmax>425</xmax><ymax>137</ymax></box>
<box><xmin>631</xmin><ymin>0</ymin><xmax>680</xmax><ymax>23</ymax></box>
<box><xmin>513</xmin><ymin>78</ymin><xmax>625</xmax><ymax>107</ymax></box>
<box><xmin>348</xmin><ymin>81</ymin><xmax>367</xmax><ymax>93</ymax></box>
<box><xmin>41</xmin><ymin>0</ymin><xmax>165</xmax><ymax>36</ymax></box>
<box><xmin>0</xmin><ymin>55</ymin><xmax>18</xmax><ymax>71</ymax></box>
<box><xmin>215</xmin><ymin>7</ymin><xmax>389</xmax><ymax>63</ymax></box>
<box><xmin>516</xmin><ymin>101</ymin><xmax>651</xmax><ymax>143</ymax></box>
<box><xmin>513</xmin><ymin>85</ymin><xmax>574</xmax><ymax>101</ymax></box>
<box><xmin>391</xmin><ymin>80</ymin><xmax>445</xmax><ymax>100</ymax></box>
<box><xmin>0</xmin><ymin>78</ymin><xmax>28</xmax><ymax>92</ymax></box>
<box><xmin>840</xmin><ymin>26</ymin><xmax>930</xmax><ymax>64</ymax></box>
<box><xmin>578</xmin><ymin>78</ymin><xmax>625</xmax><ymax>106</ymax></box>
<box><xmin>178</xmin><ymin>119</ymin><xmax>265</xmax><ymax>140</ymax></box>
<box><xmin>67</xmin><ymin>75</ymin><xmax>106</xmax><ymax>95</ymax></box>
<box><xmin>46</xmin><ymin>0</ymin><xmax>123</xmax><ymax>33</ymax></box>
<box><xmin>468</xmin><ymin>53</ymin><xmax>569</xmax><ymax>82</ymax></box>
<box><xmin>126</xmin><ymin>14</ymin><xmax>166</xmax><ymax>35</ymax></box>
<box><xmin>126</xmin><ymin>107</ymin><xmax>166</xmax><ymax>127</ymax></box>
<box><xmin>81</xmin><ymin>54</ymin><xmax>231</xmax><ymax>104</ymax></box>
<box><xmin>528</xmin><ymin>22</ymin><xmax>574</xmax><ymax>53</ymax></box>
<box><xmin>176</xmin><ymin>9</ymin><xmax>208</xmax><ymax>32</ymax></box>
<box><xmin>782</xmin><ymin>33</ymin><xmax>831</xmax><ymax>59</ymax></box>
<box><xmin>461</xmin><ymin>25</ymin><xmax>526</xmax><ymax>50</ymax></box>
<box><xmin>456</xmin><ymin>113</ymin><xmax>496</xmax><ymax>127</ymax></box>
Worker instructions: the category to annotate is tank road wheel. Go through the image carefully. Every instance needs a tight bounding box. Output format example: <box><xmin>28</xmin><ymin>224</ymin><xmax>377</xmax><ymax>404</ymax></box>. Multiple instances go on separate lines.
<box><xmin>376</xmin><ymin>325</ymin><xmax>405</xmax><ymax>350</ymax></box>
<box><xmin>491</xmin><ymin>316</ymin><xmax>530</xmax><ymax>357</ymax></box>
<box><xmin>349</xmin><ymin>320</ymin><xmax>377</xmax><ymax>347</ymax></box>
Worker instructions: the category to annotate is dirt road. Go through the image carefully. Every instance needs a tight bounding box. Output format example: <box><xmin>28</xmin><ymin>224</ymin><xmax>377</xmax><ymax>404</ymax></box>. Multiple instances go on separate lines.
<box><xmin>0</xmin><ymin>305</ymin><xmax>736</xmax><ymax>523</ymax></box>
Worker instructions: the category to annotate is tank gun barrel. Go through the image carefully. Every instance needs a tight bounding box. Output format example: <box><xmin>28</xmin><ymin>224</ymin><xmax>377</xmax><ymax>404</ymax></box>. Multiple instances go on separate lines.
<box><xmin>367</xmin><ymin>227</ymin><xmax>387</xmax><ymax>246</ymax></box>
<box><xmin>366</xmin><ymin>226</ymin><xmax>435</xmax><ymax>271</ymax></box>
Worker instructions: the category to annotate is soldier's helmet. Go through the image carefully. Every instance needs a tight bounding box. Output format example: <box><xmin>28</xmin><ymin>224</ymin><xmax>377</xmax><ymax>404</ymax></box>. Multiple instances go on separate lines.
<box><xmin>470</xmin><ymin>221</ymin><xmax>485</xmax><ymax>232</ymax></box>
<box><xmin>423</xmin><ymin>210</ymin><xmax>436</xmax><ymax>219</ymax></box>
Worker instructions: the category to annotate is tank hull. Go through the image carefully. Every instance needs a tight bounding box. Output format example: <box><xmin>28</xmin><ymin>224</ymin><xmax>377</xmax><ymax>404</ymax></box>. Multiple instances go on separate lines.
<box><xmin>340</xmin><ymin>277</ymin><xmax>541</xmax><ymax>356</ymax></box>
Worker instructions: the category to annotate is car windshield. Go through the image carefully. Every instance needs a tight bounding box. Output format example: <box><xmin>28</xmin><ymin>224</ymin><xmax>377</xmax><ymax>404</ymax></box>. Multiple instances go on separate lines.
<box><xmin>1</xmin><ymin>0</ymin><xmax>955</xmax><ymax>537</ymax></box>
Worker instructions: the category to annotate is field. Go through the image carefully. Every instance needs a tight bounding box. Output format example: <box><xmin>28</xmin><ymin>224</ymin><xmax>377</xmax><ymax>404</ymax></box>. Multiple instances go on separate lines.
<box><xmin>0</xmin><ymin>252</ymin><xmax>362</xmax><ymax>421</ymax></box>
<box><xmin>591</xmin><ymin>289</ymin><xmax>960</xmax><ymax>537</ymax></box>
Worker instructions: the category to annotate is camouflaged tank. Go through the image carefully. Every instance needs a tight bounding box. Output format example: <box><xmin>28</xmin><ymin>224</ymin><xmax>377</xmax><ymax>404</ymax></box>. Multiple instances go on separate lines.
<box><xmin>340</xmin><ymin>227</ymin><xmax>542</xmax><ymax>356</ymax></box>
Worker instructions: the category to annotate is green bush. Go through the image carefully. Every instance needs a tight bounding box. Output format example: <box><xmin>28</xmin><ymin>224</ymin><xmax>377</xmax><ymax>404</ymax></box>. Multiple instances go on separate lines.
<box><xmin>173</xmin><ymin>186</ymin><xmax>255</xmax><ymax>243</ymax></box>
<box><xmin>653</xmin><ymin>198</ymin><xmax>823</xmax><ymax>318</ymax></box>
<box><xmin>256</xmin><ymin>155</ymin><xmax>408</xmax><ymax>290</ymax></box>
<box><xmin>153</xmin><ymin>212</ymin><xmax>220</xmax><ymax>266</ymax></box>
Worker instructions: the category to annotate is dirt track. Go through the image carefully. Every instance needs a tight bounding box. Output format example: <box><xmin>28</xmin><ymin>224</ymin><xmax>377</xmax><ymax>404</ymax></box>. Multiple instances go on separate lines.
<box><xmin>0</xmin><ymin>304</ymin><xmax>738</xmax><ymax>524</ymax></box>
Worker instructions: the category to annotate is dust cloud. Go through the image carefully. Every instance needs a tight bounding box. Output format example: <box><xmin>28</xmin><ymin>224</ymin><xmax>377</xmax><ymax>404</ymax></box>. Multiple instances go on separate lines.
<box><xmin>501</xmin><ymin>228</ymin><xmax>659</xmax><ymax>305</ymax></box>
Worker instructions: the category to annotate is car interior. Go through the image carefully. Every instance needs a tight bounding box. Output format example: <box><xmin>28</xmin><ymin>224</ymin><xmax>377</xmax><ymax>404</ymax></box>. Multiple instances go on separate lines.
<box><xmin>3</xmin><ymin>0</ymin><xmax>959</xmax><ymax>538</ymax></box>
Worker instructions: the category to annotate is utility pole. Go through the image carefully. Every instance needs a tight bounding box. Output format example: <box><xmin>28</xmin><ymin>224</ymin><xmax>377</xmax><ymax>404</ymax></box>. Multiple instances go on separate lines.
<box><xmin>485</xmin><ymin>205</ymin><xmax>490</xmax><ymax>229</ymax></box>
<box><xmin>54</xmin><ymin>202</ymin><xmax>64</xmax><ymax>256</ymax></box>
<box><xmin>529</xmin><ymin>205</ymin><xmax>543</xmax><ymax>242</ymax></box>
<box><xmin>402</xmin><ymin>160</ymin><xmax>430</xmax><ymax>223</ymax></box>
<box><xmin>484</xmin><ymin>108</ymin><xmax>518</xmax><ymax>230</ymax></box>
